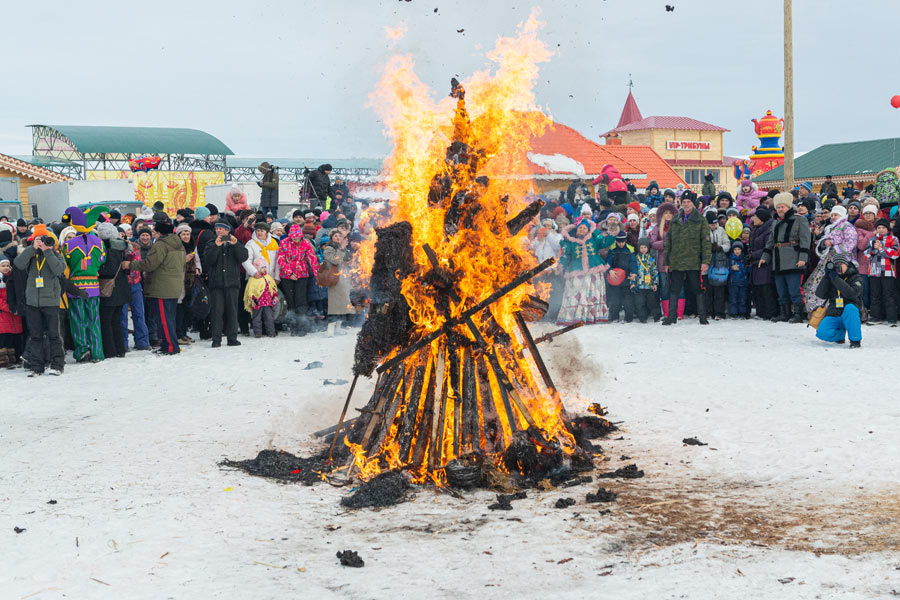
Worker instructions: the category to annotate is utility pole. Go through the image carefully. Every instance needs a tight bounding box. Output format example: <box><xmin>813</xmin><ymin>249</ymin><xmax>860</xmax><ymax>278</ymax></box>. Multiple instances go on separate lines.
<box><xmin>784</xmin><ymin>0</ymin><xmax>795</xmax><ymax>191</ymax></box>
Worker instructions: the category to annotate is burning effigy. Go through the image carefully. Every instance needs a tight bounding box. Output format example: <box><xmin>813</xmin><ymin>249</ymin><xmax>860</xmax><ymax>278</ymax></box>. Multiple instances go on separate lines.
<box><xmin>224</xmin><ymin>12</ymin><xmax>615</xmax><ymax>501</ymax></box>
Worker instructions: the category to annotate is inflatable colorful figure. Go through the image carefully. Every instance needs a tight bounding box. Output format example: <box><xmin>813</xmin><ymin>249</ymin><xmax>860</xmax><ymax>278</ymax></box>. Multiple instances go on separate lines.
<box><xmin>128</xmin><ymin>155</ymin><xmax>162</xmax><ymax>173</ymax></box>
<box><xmin>62</xmin><ymin>205</ymin><xmax>108</xmax><ymax>362</ymax></box>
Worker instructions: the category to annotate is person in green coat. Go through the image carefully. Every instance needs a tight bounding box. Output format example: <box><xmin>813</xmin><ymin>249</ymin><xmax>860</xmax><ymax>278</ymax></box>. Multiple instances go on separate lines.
<box><xmin>124</xmin><ymin>221</ymin><xmax>186</xmax><ymax>355</ymax></box>
<box><xmin>556</xmin><ymin>218</ymin><xmax>611</xmax><ymax>326</ymax></box>
<box><xmin>662</xmin><ymin>191</ymin><xmax>712</xmax><ymax>325</ymax></box>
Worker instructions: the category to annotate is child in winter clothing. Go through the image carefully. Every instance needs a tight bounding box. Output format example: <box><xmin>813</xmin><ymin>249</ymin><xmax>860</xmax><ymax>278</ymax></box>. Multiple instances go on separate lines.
<box><xmin>243</xmin><ymin>258</ymin><xmax>280</xmax><ymax>337</ymax></box>
<box><xmin>0</xmin><ymin>257</ymin><xmax>23</xmax><ymax>367</ymax></box>
<box><xmin>630</xmin><ymin>238</ymin><xmax>660</xmax><ymax>322</ymax></box>
<box><xmin>863</xmin><ymin>219</ymin><xmax>899</xmax><ymax>324</ymax></box>
<box><xmin>727</xmin><ymin>242</ymin><xmax>750</xmax><ymax>317</ymax></box>
<box><xmin>705</xmin><ymin>213</ymin><xmax>730</xmax><ymax>319</ymax></box>
<box><xmin>606</xmin><ymin>232</ymin><xmax>637</xmax><ymax>322</ymax></box>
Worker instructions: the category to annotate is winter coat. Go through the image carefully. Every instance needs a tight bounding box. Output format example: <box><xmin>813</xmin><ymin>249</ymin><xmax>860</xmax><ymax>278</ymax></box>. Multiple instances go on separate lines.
<box><xmin>259</xmin><ymin>168</ymin><xmax>279</xmax><ymax>208</ymax></box>
<box><xmin>592</xmin><ymin>164</ymin><xmax>627</xmax><ymax>193</ymax></box>
<box><xmin>130</xmin><ymin>234</ymin><xmax>187</xmax><ymax>299</ymax></box>
<box><xmin>190</xmin><ymin>220</ymin><xmax>217</xmax><ymax>271</ymax></box>
<box><xmin>854</xmin><ymin>220</ymin><xmax>875</xmax><ymax>275</ymax></box>
<box><xmin>226</xmin><ymin>191</ymin><xmax>250</xmax><ymax>214</ymax></box>
<box><xmin>559</xmin><ymin>221</ymin><xmax>608</xmax><ymax>276</ymax></box>
<box><xmin>13</xmin><ymin>245</ymin><xmax>66</xmax><ymax>308</ymax></box>
<box><xmin>762</xmin><ymin>209</ymin><xmax>811</xmax><ymax>274</ymax></box>
<box><xmin>98</xmin><ymin>239</ymin><xmax>130</xmax><ymax>307</ymax></box>
<box><xmin>277</xmin><ymin>225</ymin><xmax>319</xmax><ymax>279</ymax></box>
<box><xmin>0</xmin><ymin>272</ymin><xmax>23</xmax><ymax>334</ymax></box>
<box><xmin>307</xmin><ymin>165</ymin><xmax>332</xmax><ymax>206</ymax></box>
<box><xmin>701</xmin><ymin>180</ymin><xmax>716</xmax><ymax>198</ymax></box>
<box><xmin>530</xmin><ymin>231</ymin><xmax>562</xmax><ymax>264</ymax></box>
<box><xmin>663</xmin><ymin>209</ymin><xmax>711</xmax><ymax>271</ymax></box>
<box><xmin>728</xmin><ymin>252</ymin><xmax>749</xmax><ymax>285</ymax></box>
<box><xmin>234</xmin><ymin>224</ymin><xmax>254</xmax><ymax>245</ymax></box>
<box><xmin>607</xmin><ymin>244</ymin><xmax>638</xmax><ymax>276</ymax></box>
<box><xmin>204</xmin><ymin>238</ymin><xmax>249</xmax><ymax>289</ymax></box>
<box><xmin>817</xmin><ymin>218</ymin><xmax>858</xmax><ymax>265</ymax></box>
<box><xmin>819</xmin><ymin>181</ymin><xmax>838</xmax><ymax>197</ymax></box>
<box><xmin>632</xmin><ymin>252</ymin><xmax>658</xmax><ymax>290</ymax></box>
<box><xmin>735</xmin><ymin>181</ymin><xmax>766</xmax><ymax>212</ymax></box>
<box><xmin>864</xmin><ymin>234</ymin><xmax>900</xmax><ymax>277</ymax></box>
<box><xmin>709</xmin><ymin>225</ymin><xmax>730</xmax><ymax>255</ymax></box>
<box><xmin>323</xmin><ymin>242</ymin><xmax>352</xmax><ymax>315</ymax></box>
<box><xmin>243</xmin><ymin>234</ymin><xmax>282</xmax><ymax>280</ymax></box>
<box><xmin>815</xmin><ymin>263</ymin><xmax>863</xmax><ymax>318</ymax></box>
<box><xmin>749</xmin><ymin>219</ymin><xmax>774</xmax><ymax>285</ymax></box>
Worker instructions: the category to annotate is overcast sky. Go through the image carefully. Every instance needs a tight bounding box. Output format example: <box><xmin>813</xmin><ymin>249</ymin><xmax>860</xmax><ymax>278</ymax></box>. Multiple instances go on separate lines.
<box><xmin>2</xmin><ymin>0</ymin><xmax>897</xmax><ymax>161</ymax></box>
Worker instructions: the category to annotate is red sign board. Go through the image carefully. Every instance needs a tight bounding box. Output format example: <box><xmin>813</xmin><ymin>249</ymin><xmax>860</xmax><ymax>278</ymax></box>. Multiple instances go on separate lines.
<box><xmin>667</xmin><ymin>140</ymin><xmax>711</xmax><ymax>151</ymax></box>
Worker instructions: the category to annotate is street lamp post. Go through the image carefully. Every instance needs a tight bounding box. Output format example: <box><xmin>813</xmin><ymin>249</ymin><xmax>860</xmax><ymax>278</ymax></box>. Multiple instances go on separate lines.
<box><xmin>784</xmin><ymin>0</ymin><xmax>794</xmax><ymax>191</ymax></box>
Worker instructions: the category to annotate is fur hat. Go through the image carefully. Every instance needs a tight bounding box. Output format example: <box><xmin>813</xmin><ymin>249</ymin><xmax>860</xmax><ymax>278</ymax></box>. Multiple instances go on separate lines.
<box><xmin>773</xmin><ymin>192</ymin><xmax>794</xmax><ymax>209</ymax></box>
<box><xmin>656</xmin><ymin>202</ymin><xmax>677</xmax><ymax>224</ymax></box>
<box><xmin>830</xmin><ymin>205</ymin><xmax>848</xmax><ymax>220</ymax></box>
<box><xmin>95</xmin><ymin>221</ymin><xmax>119</xmax><ymax>241</ymax></box>
<box><xmin>155</xmin><ymin>221</ymin><xmax>174</xmax><ymax>235</ymax></box>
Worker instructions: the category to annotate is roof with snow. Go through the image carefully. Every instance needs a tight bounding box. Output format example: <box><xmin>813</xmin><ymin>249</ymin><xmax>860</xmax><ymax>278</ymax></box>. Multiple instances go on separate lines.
<box><xmin>754</xmin><ymin>137</ymin><xmax>900</xmax><ymax>183</ymax></box>
<box><xmin>0</xmin><ymin>152</ymin><xmax>69</xmax><ymax>183</ymax></box>
<box><xmin>525</xmin><ymin>120</ymin><xmax>686</xmax><ymax>188</ymax></box>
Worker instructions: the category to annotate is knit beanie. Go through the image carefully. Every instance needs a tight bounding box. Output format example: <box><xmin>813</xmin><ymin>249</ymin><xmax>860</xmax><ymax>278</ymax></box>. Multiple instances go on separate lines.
<box><xmin>799</xmin><ymin>182</ymin><xmax>813</xmax><ymax>193</ymax></box>
<box><xmin>755</xmin><ymin>206</ymin><xmax>772</xmax><ymax>222</ymax></box>
<box><xmin>637</xmin><ymin>237</ymin><xmax>651</xmax><ymax>250</ymax></box>
<box><xmin>862</xmin><ymin>204</ymin><xmax>878</xmax><ymax>216</ymax></box>
<box><xmin>206</xmin><ymin>203</ymin><xmax>219</xmax><ymax>216</ymax></box>
<box><xmin>175</xmin><ymin>223</ymin><xmax>192</xmax><ymax>236</ymax></box>
<box><xmin>194</xmin><ymin>206</ymin><xmax>211</xmax><ymax>220</ymax></box>
<box><xmin>773</xmin><ymin>192</ymin><xmax>794</xmax><ymax>210</ymax></box>
<box><xmin>302</xmin><ymin>222</ymin><xmax>317</xmax><ymax>238</ymax></box>
<box><xmin>876</xmin><ymin>218</ymin><xmax>891</xmax><ymax>230</ymax></box>
<box><xmin>155</xmin><ymin>221</ymin><xmax>174</xmax><ymax>235</ymax></box>
<box><xmin>831</xmin><ymin>205</ymin><xmax>847</xmax><ymax>220</ymax></box>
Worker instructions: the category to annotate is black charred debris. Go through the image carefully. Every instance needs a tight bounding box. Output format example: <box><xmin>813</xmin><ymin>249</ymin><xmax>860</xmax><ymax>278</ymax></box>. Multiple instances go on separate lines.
<box><xmin>219</xmin><ymin>446</ymin><xmax>349</xmax><ymax>486</ymax></box>
<box><xmin>340</xmin><ymin>471</ymin><xmax>411</xmax><ymax>509</ymax></box>
<box><xmin>336</xmin><ymin>550</ymin><xmax>364</xmax><ymax>568</ymax></box>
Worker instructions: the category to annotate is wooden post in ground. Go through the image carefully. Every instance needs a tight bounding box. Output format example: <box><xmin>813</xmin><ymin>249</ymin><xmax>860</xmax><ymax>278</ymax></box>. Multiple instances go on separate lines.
<box><xmin>783</xmin><ymin>0</ymin><xmax>795</xmax><ymax>192</ymax></box>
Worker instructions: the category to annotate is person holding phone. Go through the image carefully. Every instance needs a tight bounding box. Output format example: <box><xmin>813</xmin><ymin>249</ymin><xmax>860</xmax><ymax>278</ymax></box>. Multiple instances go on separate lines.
<box><xmin>13</xmin><ymin>232</ymin><xmax>66</xmax><ymax>375</ymax></box>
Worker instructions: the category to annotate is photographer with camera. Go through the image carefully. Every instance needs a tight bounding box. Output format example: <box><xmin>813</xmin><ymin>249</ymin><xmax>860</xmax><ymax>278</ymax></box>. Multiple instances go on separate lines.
<box><xmin>14</xmin><ymin>231</ymin><xmax>67</xmax><ymax>375</ymax></box>
<box><xmin>814</xmin><ymin>254</ymin><xmax>863</xmax><ymax>348</ymax></box>
<box><xmin>204</xmin><ymin>221</ymin><xmax>249</xmax><ymax>348</ymax></box>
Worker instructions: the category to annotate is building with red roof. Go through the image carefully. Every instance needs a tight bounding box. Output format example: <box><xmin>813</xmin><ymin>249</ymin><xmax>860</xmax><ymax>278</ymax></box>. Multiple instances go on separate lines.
<box><xmin>524</xmin><ymin>117</ymin><xmax>685</xmax><ymax>194</ymax></box>
<box><xmin>602</xmin><ymin>93</ymin><xmax>737</xmax><ymax>196</ymax></box>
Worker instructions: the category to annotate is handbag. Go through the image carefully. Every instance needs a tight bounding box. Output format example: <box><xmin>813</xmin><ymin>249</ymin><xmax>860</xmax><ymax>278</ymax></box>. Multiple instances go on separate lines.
<box><xmin>98</xmin><ymin>263</ymin><xmax>121</xmax><ymax>298</ymax></box>
<box><xmin>807</xmin><ymin>305</ymin><xmax>827</xmax><ymax>329</ymax></box>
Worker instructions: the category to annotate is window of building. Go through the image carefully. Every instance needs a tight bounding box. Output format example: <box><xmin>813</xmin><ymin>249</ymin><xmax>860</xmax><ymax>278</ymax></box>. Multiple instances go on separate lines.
<box><xmin>683</xmin><ymin>169</ymin><xmax>720</xmax><ymax>185</ymax></box>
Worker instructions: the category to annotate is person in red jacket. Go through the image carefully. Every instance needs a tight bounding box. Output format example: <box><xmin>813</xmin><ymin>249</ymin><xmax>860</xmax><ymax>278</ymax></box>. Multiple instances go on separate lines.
<box><xmin>0</xmin><ymin>258</ymin><xmax>23</xmax><ymax>368</ymax></box>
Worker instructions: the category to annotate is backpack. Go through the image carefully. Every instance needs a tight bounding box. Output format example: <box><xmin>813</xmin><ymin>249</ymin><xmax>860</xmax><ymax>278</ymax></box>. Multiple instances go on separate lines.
<box><xmin>189</xmin><ymin>277</ymin><xmax>211</xmax><ymax>320</ymax></box>
<box><xmin>708</xmin><ymin>265</ymin><xmax>729</xmax><ymax>286</ymax></box>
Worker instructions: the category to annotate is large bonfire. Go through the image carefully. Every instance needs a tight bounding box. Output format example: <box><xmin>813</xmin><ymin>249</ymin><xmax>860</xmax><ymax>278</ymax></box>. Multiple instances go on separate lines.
<box><xmin>338</xmin><ymin>12</ymin><xmax>595</xmax><ymax>488</ymax></box>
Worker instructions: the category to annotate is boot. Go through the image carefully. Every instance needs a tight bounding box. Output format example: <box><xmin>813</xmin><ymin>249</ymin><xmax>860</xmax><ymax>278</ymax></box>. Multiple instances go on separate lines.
<box><xmin>0</xmin><ymin>348</ymin><xmax>9</xmax><ymax>369</ymax></box>
<box><xmin>661</xmin><ymin>300</ymin><xmax>670</xmax><ymax>318</ymax></box>
<box><xmin>662</xmin><ymin>315</ymin><xmax>676</xmax><ymax>325</ymax></box>
<box><xmin>677</xmin><ymin>298</ymin><xmax>685</xmax><ymax>319</ymax></box>
<box><xmin>789</xmin><ymin>303</ymin><xmax>806</xmax><ymax>324</ymax></box>
<box><xmin>771</xmin><ymin>304</ymin><xmax>791</xmax><ymax>322</ymax></box>
<box><xmin>849</xmin><ymin>340</ymin><xmax>862</xmax><ymax>349</ymax></box>
<box><xmin>696</xmin><ymin>296</ymin><xmax>709</xmax><ymax>325</ymax></box>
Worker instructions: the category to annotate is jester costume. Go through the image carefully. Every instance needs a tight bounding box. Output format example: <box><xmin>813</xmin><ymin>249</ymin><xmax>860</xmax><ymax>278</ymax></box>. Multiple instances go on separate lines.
<box><xmin>62</xmin><ymin>206</ymin><xmax>108</xmax><ymax>361</ymax></box>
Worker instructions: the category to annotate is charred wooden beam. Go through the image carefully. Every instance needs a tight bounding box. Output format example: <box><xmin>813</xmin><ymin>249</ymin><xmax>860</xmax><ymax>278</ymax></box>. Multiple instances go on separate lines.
<box><xmin>506</xmin><ymin>199</ymin><xmax>544</xmax><ymax>236</ymax></box>
<box><xmin>515</xmin><ymin>312</ymin><xmax>560</xmax><ymax>398</ymax></box>
<box><xmin>475</xmin><ymin>353</ymin><xmax>504</xmax><ymax>453</ymax></box>
<box><xmin>450</xmin><ymin>348</ymin><xmax>462</xmax><ymax>459</ymax></box>
<box><xmin>398</xmin><ymin>361</ymin><xmax>428</xmax><ymax>462</ymax></box>
<box><xmin>427</xmin><ymin>350</ymin><xmax>448</xmax><ymax>473</ymax></box>
<box><xmin>461</xmin><ymin>348</ymin><xmax>477</xmax><ymax>453</ymax></box>
<box><xmin>358</xmin><ymin>369</ymin><xmax>401</xmax><ymax>454</ymax></box>
<box><xmin>314</xmin><ymin>417</ymin><xmax>357</xmax><ymax>439</ymax></box>
<box><xmin>376</xmin><ymin>257</ymin><xmax>556</xmax><ymax>375</ymax></box>
<box><xmin>533</xmin><ymin>322</ymin><xmax>584</xmax><ymax>345</ymax></box>
<box><xmin>367</xmin><ymin>367</ymin><xmax>408</xmax><ymax>456</ymax></box>
<box><xmin>328</xmin><ymin>375</ymin><xmax>360</xmax><ymax>461</ymax></box>
<box><xmin>410</xmin><ymin>354</ymin><xmax>438</xmax><ymax>468</ymax></box>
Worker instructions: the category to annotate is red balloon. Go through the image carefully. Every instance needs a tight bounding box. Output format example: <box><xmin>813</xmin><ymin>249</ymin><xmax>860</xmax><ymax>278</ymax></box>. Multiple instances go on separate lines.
<box><xmin>607</xmin><ymin>268</ymin><xmax>627</xmax><ymax>287</ymax></box>
<box><xmin>891</xmin><ymin>95</ymin><xmax>900</xmax><ymax>109</ymax></box>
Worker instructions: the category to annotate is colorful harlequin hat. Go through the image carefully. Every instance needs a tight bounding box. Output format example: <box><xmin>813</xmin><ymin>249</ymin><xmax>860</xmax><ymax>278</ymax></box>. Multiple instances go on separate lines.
<box><xmin>62</xmin><ymin>205</ymin><xmax>109</xmax><ymax>234</ymax></box>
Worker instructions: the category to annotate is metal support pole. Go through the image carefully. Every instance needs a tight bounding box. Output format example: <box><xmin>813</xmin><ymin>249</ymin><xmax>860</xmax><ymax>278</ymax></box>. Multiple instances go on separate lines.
<box><xmin>784</xmin><ymin>0</ymin><xmax>795</xmax><ymax>191</ymax></box>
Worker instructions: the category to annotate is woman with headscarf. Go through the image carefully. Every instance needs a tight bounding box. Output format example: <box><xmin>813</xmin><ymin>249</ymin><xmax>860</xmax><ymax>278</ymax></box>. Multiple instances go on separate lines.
<box><xmin>175</xmin><ymin>223</ymin><xmax>202</xmax><ymax>344</ymax></box>
<box><xmin>322</xmin><ymin>228</ymin><xmax>354</xmax><ymax>335</ymax></box>
<box><xmin>650</xmin><ymin>202</ymin><xmax>678</xmax><ymax>319</ymax></box>
<box><xmin>556</xmin><ymin>218</ymin><xmax>610</xmax><ymax>326</ymax></box>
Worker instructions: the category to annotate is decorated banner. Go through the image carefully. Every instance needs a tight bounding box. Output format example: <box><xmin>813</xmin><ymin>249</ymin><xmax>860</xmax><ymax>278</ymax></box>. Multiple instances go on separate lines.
<box><xmin>87</xmin><ymin>170</ymin><xmax>224</xmax><ymax>211</ymax></box>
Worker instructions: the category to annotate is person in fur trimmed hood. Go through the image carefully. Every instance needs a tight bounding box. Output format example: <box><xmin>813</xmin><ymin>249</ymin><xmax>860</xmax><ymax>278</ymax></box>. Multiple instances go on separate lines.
<box><xmin>225</xmin><ymin>184</ymin><xmax>250</xmax><ymax>214</ymax></box>
<box><xmin>556</xmin><ymin>217</ymin><xmax>611</xmax><ymax>326</ymax></box>
<box><xmin>735</xmin><ymin>180</ymin><xmax>766</xmax><ymax>212</ymax></box>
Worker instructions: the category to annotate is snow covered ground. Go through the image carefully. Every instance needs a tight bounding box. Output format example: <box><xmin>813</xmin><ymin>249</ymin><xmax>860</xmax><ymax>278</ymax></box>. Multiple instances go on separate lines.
<box><xmin>2</xmin><ymin>318</ymin><xmax>899</xmax><ymax>599</ymax></box>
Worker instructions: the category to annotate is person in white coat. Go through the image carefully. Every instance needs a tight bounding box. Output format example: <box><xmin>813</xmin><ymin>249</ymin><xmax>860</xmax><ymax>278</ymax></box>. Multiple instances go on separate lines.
<box><xmin>242</xmin><ymin>222</ymin><xmax>281</xmax><ymax>281</ymax></box>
